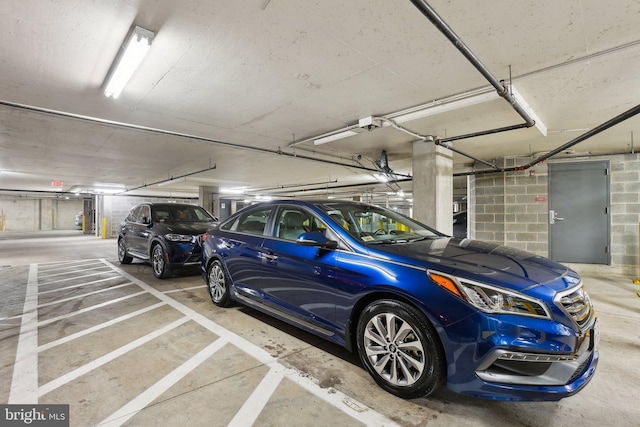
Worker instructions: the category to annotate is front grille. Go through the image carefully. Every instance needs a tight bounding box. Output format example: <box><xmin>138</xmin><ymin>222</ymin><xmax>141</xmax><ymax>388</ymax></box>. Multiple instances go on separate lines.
<box><xmin>555</xmin><ymin>285</ymin><xmax>594</xmax><ymax>330</ymax></box>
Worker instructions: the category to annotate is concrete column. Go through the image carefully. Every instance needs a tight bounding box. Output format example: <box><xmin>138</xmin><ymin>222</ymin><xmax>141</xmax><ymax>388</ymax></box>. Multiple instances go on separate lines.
<box><xmin>412</xmin><ymin>141</ymin><xmax>453</xmax><ymax>234</ymax></box>
<box><xmin>199</xmin><ymin>186</ymin><xmax>220</xmax><ymax>218</ymax></box>
<box><xmin>39</xmin><ymin>199</ymin><xmax>54</xmax><ymax>231</ymax></box>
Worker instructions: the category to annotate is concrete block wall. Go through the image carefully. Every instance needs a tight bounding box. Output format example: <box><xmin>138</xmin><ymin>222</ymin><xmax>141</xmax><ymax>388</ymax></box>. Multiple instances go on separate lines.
<box><xmin>471</xmin><ymin>159</ymin><xmax>549</xmax><ymax>255</ymax></box>
<box><xmin>0</xmin><ymin>196</ymin><xmax>83</xmax><ymax>231</ymax></box>
<box><xmin>469</xmin><ymin>153</ymin><xmax>640</xmax><ymax>274</ymax></box>
<box><xmin>610</xmin><ymin>153</ymin><xmax>640</xmax><ymax>268</ymax></box>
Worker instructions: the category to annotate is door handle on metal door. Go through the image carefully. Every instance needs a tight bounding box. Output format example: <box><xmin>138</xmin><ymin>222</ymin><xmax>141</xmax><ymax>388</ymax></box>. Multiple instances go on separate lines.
<box><xmin>549</xmin><ymin>210</ymin><xmax>564</xmax><ymax>225</ymax></box>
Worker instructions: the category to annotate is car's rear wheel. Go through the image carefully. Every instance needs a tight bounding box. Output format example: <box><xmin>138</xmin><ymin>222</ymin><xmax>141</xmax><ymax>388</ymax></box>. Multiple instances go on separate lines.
<box><xmin>356</xmin><ymin>300</ymin><xmax>445</xmax><ymax>399</ymax></box>
<box><xmin>207</xmin><ymin>260</ymin><xmax>232</xmax><ymax>307</ymax></box>
<box><xmin>118</xmin><ymin>239</ymin><xmax>133</xmax><ymax>264</ymax></box>
<box><xmin>152</xmin><ymin>244</ymin><xmax>170</xmax><ymax>279</ymax></box>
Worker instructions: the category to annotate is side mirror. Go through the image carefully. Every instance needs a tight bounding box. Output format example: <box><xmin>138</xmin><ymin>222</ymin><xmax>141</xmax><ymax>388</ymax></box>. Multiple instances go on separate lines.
<box><xmin>296</xmin><ymin>231</ymin><xmax>338</xmax><ymax>250</ymax></box>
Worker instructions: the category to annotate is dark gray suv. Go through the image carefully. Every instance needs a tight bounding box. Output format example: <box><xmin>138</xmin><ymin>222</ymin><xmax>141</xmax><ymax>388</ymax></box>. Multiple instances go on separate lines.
<box><xmin>118</xmin><ymin>202</ymin><xmax>217</xmax><ymax>278</ymax></box>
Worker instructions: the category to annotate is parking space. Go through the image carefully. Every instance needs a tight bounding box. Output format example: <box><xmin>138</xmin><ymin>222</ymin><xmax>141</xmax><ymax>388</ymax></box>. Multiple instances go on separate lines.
<box><xmin>1</xmin><ymin>234</ymin><xmax>639</xmax><ymax>426</ymax></box>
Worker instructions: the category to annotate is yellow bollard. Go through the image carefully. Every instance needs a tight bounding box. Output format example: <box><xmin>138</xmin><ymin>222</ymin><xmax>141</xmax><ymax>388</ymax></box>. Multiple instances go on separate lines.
<box><xmin>102</xmin><ymin>217</ymin><xmax>107</xmax><ymax>239</ymax></box>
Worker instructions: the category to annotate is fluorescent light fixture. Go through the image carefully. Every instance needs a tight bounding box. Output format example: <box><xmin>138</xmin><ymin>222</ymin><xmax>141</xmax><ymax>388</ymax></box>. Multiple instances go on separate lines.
<box><xmin>158</xmin><ymin>177</ymin><xmax>186</xmax><ymax>187</ymax></box>
<box><xmin>221</xmin><ymin>188</ymin><xmax>247</xmax><ymax>194</ymax></box>
<box><xmin>391</xmin><ymin>90</ymin><xmax>499</xmax><ymax>124</ymax></box>
<box><xmin>314</xmin><ymin>130</ymin><xmax>359</xmax><ymax>145</ymax></box>
<box><xmin>104</xmin><ymin>26</ymin><xmax>155</xmax><ymax>99</ymax></box>
<box><xmin>509</xmin><ymin>85</ymin><xmax>548</xmax><ymax>136</ymax></box>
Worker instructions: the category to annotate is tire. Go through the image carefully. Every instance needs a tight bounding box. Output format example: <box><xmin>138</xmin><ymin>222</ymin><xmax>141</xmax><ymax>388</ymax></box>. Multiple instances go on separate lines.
<box><xmin>151</xmin><ymin>244</ymin><xmax>171</xmax><ymax>279</ymax></box>
<box><xmin>356</xmin><ymin>300</ymin><xmax>445</xmax><ymax>399</ymax></box>
<box><xmin>206</xmin><ymin>260</ymin><xmax>232</xmax><ymax>307</ymax></box>
<box><xmin>118</xmin><ymin>238</ymin><xmax>133</xmax><ymax>264</ymax></box>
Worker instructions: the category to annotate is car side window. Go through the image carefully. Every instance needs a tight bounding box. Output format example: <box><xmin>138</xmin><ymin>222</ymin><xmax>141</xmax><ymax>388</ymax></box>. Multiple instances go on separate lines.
<box><xmin>154</xmin><ymin>209</ymin><xmax>171</xmax><ymax>223</ymax></box>
<box><xmin>228</xmin><ymin>207</ymin><xmax>273</xmax><ymax>235</ymax></box>
<box><xmin>138</xmin><ymin>205</ymin><xmax>151</xmax><ymax>224</ymax></box>
<box><xmin>275</xmin><ymin>207</ymin><xmax>327</xmax><ymax>241</ymax></box>
<box><xmin>126</xmin><ymin>206</ymin><xmax>140</xmax><ymax>222</ymax></box>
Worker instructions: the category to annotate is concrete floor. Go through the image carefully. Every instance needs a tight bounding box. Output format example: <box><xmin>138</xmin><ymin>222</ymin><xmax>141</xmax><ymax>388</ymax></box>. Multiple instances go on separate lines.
<box><xmin>1</xmin><ymin>230</ymin><xmax>639</xmax><ymax>426</ymax></box>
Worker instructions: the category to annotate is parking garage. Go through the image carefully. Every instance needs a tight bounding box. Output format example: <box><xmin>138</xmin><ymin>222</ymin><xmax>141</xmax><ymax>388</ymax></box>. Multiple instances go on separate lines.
<box><xmin>2</xmin><ymin>1</ymin><xmax>640</xmax><ymax>426</ymax></box>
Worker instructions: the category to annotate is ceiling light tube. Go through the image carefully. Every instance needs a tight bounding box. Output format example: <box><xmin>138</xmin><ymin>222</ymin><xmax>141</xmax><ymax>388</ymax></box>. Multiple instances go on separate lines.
<box><xmin>391</xmin><ymin>90</ymin><xmax>499</xmax><ymax>124</ymax></box>
<box><xmin>314</xmin><ymin>130</ymin><xmax>359</xmax><ymax>145</ymax></box>
<box><xmin>104</xmin><ymin>26</ymin><xmax>155</xmax><ymax>99</ymax></box>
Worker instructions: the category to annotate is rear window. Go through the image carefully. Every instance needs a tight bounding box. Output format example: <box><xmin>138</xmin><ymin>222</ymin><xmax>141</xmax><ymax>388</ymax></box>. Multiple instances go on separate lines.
<box><xmin>222</xmin><ymin>206</ymin><xmax>274</xmax><ymax>235</ymax></box>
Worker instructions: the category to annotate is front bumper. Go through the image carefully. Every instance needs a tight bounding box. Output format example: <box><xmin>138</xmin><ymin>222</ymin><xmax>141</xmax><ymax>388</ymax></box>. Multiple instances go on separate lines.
<box><xmin>166</xmin><ymin>241</ymin><xmax>202</xmax><ymax>267</ymax></box>
<box><xmin>442</xmin><ymin>312</ymin><xmax>599</xmax><ymax>401</ymax></box>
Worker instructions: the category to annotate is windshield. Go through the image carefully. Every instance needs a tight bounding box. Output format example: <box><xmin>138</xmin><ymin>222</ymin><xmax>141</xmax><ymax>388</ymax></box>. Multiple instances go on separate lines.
<box><xmin>320</xmin><ymin>202</ymin><xmax>441</xmax><ymax>243</ymax></box>
<box><xmin>152</xmin><ymin>205</ymin><xmax>216</xmax><ymax>223</ymax></box>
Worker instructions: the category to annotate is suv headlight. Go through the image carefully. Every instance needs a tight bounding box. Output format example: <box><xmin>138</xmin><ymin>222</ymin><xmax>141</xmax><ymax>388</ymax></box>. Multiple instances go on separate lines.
<box><xmin>165</xmin><ymin>234</ymin><xmax>193</xmax><ymax>242</ymax></box>
<box><xmin>428</xmin><ymin>271</ymin><xmax>551</xmax><ymax>319</ymax></box>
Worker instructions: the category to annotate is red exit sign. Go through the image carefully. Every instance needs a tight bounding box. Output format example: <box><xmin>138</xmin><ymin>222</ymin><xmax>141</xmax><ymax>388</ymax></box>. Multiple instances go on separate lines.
<box><xmin>52</xmin><ymin>180</ymin><xmax>64</xmax><ymax>188</ymax></box>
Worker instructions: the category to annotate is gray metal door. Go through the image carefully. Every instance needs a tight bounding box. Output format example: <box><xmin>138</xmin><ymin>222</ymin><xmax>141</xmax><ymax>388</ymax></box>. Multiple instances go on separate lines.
<box><xmin>548</xmin><ymin>161</ymin><xmax>610</xmax><ymax>264</ymax></box>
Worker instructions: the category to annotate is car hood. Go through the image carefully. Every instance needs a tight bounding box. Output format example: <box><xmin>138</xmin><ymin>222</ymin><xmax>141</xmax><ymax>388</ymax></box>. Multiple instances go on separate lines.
<box><xmin>163</xmin><ymin>221</ymin><xmax>216</xmax><ymax>234</ymax></box>
<box><xmin>369</xmin><ymin>237</ymin><xmax>577</xmax><ymax>293</ymax></box>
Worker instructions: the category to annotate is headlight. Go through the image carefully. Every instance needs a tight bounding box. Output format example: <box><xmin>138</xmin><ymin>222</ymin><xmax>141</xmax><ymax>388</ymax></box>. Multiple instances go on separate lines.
<box><xmin>165</xmin><ymin>234</ymin><xmax>193</xmax><ymax>242</ymax></box>
<box><xmin>428</xmin><ymin>271</ymin><xmax>551</xmax><ymax>319</ymax></box>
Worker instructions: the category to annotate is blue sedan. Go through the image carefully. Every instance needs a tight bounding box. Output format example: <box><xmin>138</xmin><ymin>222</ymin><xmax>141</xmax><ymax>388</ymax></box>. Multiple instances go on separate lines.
<box><xmin>200</xmin><ymin>199</ymin><xmax>598</xmax><ymax>401</ymax></box>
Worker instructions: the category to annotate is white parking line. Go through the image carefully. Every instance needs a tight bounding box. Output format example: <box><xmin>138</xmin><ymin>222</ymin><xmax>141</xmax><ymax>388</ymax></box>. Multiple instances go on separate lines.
<box><xmin>101</xmin><ymin>260</ymin><xmax>400</xmax><ymax>427</ymax></box>
<box><xmin>38</xmin><ymin>317</ymin><xmax>190</xmax><ymax>397</ymax></box>
<box><xmin>8</xmin><ymin>264</ymin><xmax>39</xmax><ymax>404</ymax></box>
<box><xmin>163</xmin><ymin>284</ymin><xmax>207</xmax><ymax>294</ymax></box>
<box><xmin>38</xmin><ymin>269</ymin><xmax>121</xmax><ymax>285</ymax></box>
<box><xmin>39</xmin><ymin>275</ymin><xmax>124</xmax><ymax>295</ymax></box>
<box><xmin>39</xmin><ymin>302</ymin><xmax>166</xmax><ymax>352</ymax></box>
<box><xmin>38</xmin><ymin>291</ymin><xmax>148</xmax><ymax>326</ymax></box>
<box><xmin>37</xmin><ymin>282</ymin><xmax>134</xmax><ymax>308</ymax></box>
<box><xmin>38</xmin><ymin>265</ymin><xmax>114</xmax><ymax>279</ymax></box>
<box><xmin>97</xmin><ymin>338</ymin><xmax>230</xmax><ymax>427</ymax></box>
<box><xmin>227</xmin><ymin>365</ymin><xmax>284</xmax><ymax>427</ymax></box>
<box><xmin>9</xmin><ymin>259</ymin><xmax>399</xmax><ymax>426</ymax></box>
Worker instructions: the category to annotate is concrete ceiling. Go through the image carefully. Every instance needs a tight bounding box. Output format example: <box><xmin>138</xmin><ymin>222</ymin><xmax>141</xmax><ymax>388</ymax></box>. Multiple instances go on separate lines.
<box><xmin>1</xmin><ymin>0</ymin><xmax>639</xmax><ymax>204</ymax></box>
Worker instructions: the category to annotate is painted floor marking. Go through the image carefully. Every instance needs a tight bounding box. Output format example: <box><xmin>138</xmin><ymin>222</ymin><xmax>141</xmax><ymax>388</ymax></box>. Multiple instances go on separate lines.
<box><xmin>38</xmin><ymin>264</ymin><xmax>114</xmax><ymax>279</ymax></box>
<box><xmin>163</xmin><ymin>284</ymin><xmax>207</xmax><ymax>294</ymax></box>
<box><xmin>101</xmin><ymin>260</ymin><xmax>400</xmax><ymax>427</ymax></box>
<box><xmin>10</xmin><ymin>258</ymin><xmax>400</xmax><ymax>427</ymax></box>
<box><xmin>38</xmin><ymin>316</ymin><xmax>190</xmax><ymax>397</ymax></box>
<box><xmin>38</xmin><ymin>275</ymin><xmax>124</xmax><ymax>295</ymax></box>
<box><xmin>38</xmin><ymin>302</ymin><xmax>166</xmax><ymax>352</ymax></box>
<box><xmin>227</xmin><ymin>365</ymin><xmax>285</xmax><ymax>427</ymax></box>
<box><xmin>37</xmin><ymin>282</ymin><xmax>134</xmax><ymax>308</ymax></box>
<box><xmin>98</xmin><ymin>338</ymin><xmax>230</xmax><ymax>427</ymax></box>
<box><xmin>8</xmin><ymin>264</ymin><xmax>39</xmax><ymax>404</ymax></box>
<box><xmin>37</xmin><ymin>269</ymin><xmax>121</xmax><ymax>285</ymax></box>
<box><xmin>37</xmin><ymin>291</ymin><xmax>148</xmax><ymax>327</ymax></box>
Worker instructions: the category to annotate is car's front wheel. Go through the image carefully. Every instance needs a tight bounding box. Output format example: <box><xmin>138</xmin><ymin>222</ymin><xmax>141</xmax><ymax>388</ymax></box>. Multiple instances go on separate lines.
<box><xmin>206</xmin><ymin>260</ymin><xmax>232</xmax><ymax>307</ymax></box>
<box><xmin>151</xmin><ymin>244</ymin><xmax>171</xmax><ymax>279</ymax></box>
<box><xmin>356</xmin><ymin>300</ymin><xmax>445</xmax><ymax>399</ymax></box>
<box><xmin>118</xmin><ymin>238</ymin><xmax>133</xmax><ymax>264</ymax></box>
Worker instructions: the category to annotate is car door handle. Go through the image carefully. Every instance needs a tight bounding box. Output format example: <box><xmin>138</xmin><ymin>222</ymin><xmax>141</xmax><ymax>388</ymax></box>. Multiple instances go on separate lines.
<box><xmin>261</xmin><ymin>252</ymin><xmax>278</xmax><ymax>261</ymax></box>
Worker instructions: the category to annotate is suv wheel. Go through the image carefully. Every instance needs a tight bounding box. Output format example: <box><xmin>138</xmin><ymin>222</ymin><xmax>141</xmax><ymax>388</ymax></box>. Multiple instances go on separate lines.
<box><xmin>118</xmin><ymin>239</ymin><xmax>133</xmax><ymax>264</ymax></box>
<box><xmin>152</xmin><ymin>244</ymin><xmax>170</xmax><ymax>279</ymax></box>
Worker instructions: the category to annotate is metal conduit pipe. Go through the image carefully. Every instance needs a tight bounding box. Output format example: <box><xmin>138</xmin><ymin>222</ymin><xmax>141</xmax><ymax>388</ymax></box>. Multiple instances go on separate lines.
<box><xmin>454</xmin><ymin>103</ymin><xmax>640</xmax><ymax>177</ymax></box>
<box><xmin>0</xmin><ymin>100</ymin><xmax>410</xmax><ymax>178</ymax></box>
<box><xmin>409</xmin><ymin>0</ymin><xmax>535</xmax><ymax>128</ymax></box>
<box><xmin>437</xmin><ymin>123</ymin><xmax>531</xmax><ymax>144</ymax></box>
